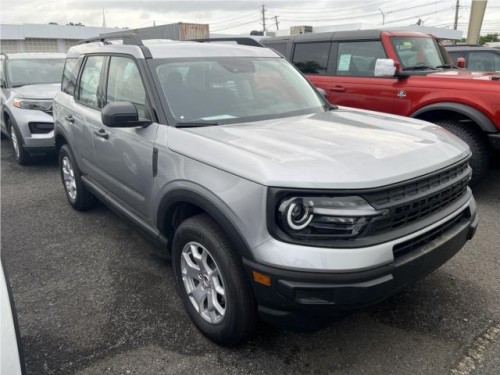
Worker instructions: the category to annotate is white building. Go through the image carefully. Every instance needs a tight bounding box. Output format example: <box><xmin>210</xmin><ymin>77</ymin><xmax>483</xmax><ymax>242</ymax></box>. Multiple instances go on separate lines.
<box><xmin>0</xmin><ymin>23</ymin><xmax>120</xmax><ymax>53</ymax></box>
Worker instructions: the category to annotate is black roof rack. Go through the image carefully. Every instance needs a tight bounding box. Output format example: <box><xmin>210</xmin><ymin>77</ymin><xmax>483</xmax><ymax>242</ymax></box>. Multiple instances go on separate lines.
<box><xmin>190</xmin><ymin>37</ymin><xmax>264</xmax><ymax>48</ymax></box>
<box><xmin>79</xmin><ymin>32</ymin><xmax>144</xmax><ymax>46</ymax></box>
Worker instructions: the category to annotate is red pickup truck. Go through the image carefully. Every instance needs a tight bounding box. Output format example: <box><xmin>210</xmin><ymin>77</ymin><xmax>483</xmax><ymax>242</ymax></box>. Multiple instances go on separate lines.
<box><xmin>262</xmin><ymin>30</ymin><xmax>500</xmax><ymax>184</ymax></box>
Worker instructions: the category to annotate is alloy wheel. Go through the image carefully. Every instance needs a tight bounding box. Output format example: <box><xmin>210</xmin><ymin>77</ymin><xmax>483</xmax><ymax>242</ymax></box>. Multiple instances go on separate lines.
<box><xmin>62</xmin><ymin>156</ymin><xmax>77</xmax><ymax>201</ymax></box>
<box><xmin>180</xmin><ymin>241</ymin><xmax>226</xmax><ymax>324</ymax></box>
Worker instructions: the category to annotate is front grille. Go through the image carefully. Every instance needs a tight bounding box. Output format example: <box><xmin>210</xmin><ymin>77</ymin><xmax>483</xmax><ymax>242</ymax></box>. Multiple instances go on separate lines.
<box><xmin>28</xmin><ymin>122</ymin><xmax>54</xmax><ymax>134</ymax></box>
<box><xmin>393</xmin><ymin>208</ymin><xmax>469</xmax><ymax>257</ymax></box>
<box><xmin>363</xmin><ymin>160</ymin><xmax>471</xmax><ymax>235</ymax></box>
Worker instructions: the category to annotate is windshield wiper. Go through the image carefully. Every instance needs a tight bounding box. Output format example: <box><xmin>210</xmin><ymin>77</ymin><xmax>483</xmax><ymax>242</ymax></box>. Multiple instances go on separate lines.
<box><xmin>175</xmin><ymin>121</ymin><xmax>221</xmax><ymax>128</ymax></box>
<box><xmin>402</xmin><ymin>65</ymin><xmax>439</xmax><ymax>71</ymax></box>
<box><xmin>436</xmin><ymin>64</ymin><xmax>457</xmax><ymax>69</ymax></box>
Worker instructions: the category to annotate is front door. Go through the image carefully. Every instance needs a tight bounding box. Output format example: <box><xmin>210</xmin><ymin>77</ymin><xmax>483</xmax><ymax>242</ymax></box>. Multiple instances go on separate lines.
<box><xmin>91</xmin><ymin>55</ymin><xmax>158</xmax><ymax>221</ymax></box>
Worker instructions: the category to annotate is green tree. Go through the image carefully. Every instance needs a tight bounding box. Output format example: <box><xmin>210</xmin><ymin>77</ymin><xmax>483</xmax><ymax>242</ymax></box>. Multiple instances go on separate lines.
<box><xmin>479</xmin><ymin>33</ymin><xmax>499</xmax><ymax>45</ymax></box>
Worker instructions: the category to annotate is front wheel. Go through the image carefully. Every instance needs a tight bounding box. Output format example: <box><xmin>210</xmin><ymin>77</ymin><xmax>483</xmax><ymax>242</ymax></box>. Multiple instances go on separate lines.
<box><xmin>435</xmin><ymin>120</ymin><xmax>490</xmax><ymax>185</ymax></box>
<box><xmin>8</xmin><ymin>119</ymin><xmax>31</xmax><ymax>165</ymax></box>
<box><xmin>172</xmin><ymin>214</ymin><xmax>257</xmax><ymax>346</ymax></box>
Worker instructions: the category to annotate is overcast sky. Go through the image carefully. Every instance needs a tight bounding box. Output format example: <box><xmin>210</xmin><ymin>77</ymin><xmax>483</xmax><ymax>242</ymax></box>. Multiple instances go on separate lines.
<box><xmin>1</xmin><ymin>0</ymin><xmax>499</xmax><ymax>35</ymax></box>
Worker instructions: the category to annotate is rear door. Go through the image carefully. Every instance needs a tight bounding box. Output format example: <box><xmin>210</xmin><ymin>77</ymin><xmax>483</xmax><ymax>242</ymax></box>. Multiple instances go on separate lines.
<box><xmin>91</xmin><ymin>55</ymin><xmax>158</xmax><ymax>221</ymax></box>
<box><xmin>58</xmin><ymin>55</ymin><xmax>104</xmax><ymax>175</ymax></box>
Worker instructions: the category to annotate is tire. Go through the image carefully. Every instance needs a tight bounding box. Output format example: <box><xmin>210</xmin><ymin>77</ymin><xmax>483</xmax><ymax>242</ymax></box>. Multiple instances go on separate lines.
<box><xmin>8</xmin><ymin>119</ymin><xmax>32</xmax><ymax>165</ymax></box>
<box><xmin>58</xmin><ymin>144</ymin><xmax>96</xmax><ymax>211</ymax></box>
<box><xmin>435</xmin><ymin>120</ymin><xmax>490</xmax><ymax>186</ymax></box>
<box><xmin>172</xmin><ymin>214</ymin><xmax>257</xmax><ymax>346</ymax></box>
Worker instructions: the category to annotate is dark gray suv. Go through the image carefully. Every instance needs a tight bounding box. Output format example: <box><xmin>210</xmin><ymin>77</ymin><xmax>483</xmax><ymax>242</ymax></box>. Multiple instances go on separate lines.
<box><xmin>53</xmin><ymin>35</ymin><xmax>478</xmax><ymax>345</ymax></box>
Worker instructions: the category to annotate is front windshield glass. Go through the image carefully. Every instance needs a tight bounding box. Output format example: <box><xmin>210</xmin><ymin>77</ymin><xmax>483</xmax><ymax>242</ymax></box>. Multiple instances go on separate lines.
<box><xmin>153</xmin><ymin>57</ymin><xmax>325</xmax><ymax>124</ymax></box>
<box><xmin>391</xmin><ymin>37</ymin><xmax>447</xmax><ymax>69</ymax></box>
<box><xmin>6</xmin><ymin>59</ymin><xmax>65</xmax><ymax>87</ymax></box>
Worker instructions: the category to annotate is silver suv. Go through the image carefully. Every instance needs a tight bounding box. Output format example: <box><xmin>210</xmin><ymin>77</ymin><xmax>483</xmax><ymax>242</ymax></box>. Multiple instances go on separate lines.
<box><xmin>1</xmin><ymin>53</ymin><xmax>65</xmax><ymax>164</ymax></box>
<box><xmin>53</xmin><ymin>35</ymin><xmax>478</xmax><ymax>345</ymax></box>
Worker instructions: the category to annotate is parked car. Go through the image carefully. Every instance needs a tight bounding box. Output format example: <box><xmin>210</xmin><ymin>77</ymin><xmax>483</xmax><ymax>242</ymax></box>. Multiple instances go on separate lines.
<box><xmin>53</xmin><ymin>35</ymin><xmax>477</xmax><ymax>345</ymax></box>
<box><xmin>262</xmin><ymin>30</ymin><xmax>500</xmax><ymax>184</ymax></box>
<box><xmin>0</xmin><ymin>53</ymin><xmax>65</xmax><ymax>165</ymax></box>
<box><xmin>446</xmin><ymin>44</ymin><xmax>500</xmax><ymax>72</ymax></box>
<box><xmin>1</xmin><ymin>260</ymin><xmax>26</xmax><ymax>375</ymax></box>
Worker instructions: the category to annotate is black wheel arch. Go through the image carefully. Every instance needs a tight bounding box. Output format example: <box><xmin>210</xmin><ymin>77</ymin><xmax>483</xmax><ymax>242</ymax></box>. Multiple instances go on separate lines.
<box><xmin>411</xmin><ymin>102</ymin><xmax>497</xmax><ymax>133</ymax></box>
<box><xmin>156</xmin><ymin>185</ymin><xmax>255</xmax><ymax>261</ymax></box>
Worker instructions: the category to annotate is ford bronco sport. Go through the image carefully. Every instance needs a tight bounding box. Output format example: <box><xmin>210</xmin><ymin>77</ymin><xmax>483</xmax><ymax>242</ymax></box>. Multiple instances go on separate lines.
<box><xmin>262</xmin><ymin>30</ymin><xmax>500</xmax><ymax>184</ymax></box>
<box><xmin>1</xmin><ymin>53</ymin><xmax>65</xmax><ymax>165</ymax></box>
<box><xmin>53</xmin><ymin>35</ymin><xmax>478</xmax><ymax>345</ymax></box>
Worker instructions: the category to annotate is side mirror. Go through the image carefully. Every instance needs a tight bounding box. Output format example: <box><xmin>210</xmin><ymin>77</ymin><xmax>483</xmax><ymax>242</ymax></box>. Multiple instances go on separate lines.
<box><xmin>101</xmin><ymin>101</ymin><xmax>151</xmax><ymax>128</ymax></box>
<box><xmin>316</xmin><ymin>87</ymin><xmax>327</xmax><ymax>99</ymax></box>
<box><xmin>374</xmin><ymin>59</ymin><xmax>397</xmax><ymax>77</ymax></box>
<box><xmin>457</xmin><ymin>57</ymin><xmax>466</xmax><ymax>68</ymax></box>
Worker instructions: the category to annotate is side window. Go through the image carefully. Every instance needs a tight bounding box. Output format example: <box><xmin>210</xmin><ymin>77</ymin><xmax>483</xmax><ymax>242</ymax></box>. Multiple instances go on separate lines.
<box><xmin>106</xmin><ymin>56</ymin><xmax>148</xmax><ymax>118</ymax></box>
<box><xmin>61</xmin><ymin>58</ymin><xmax>79</xmax><ymax>96</ymax></box>
<box><xmin>78</xmin><ymin>56</ymin><xmax>105</xmax><ymax>108</ymax></box>
<box><xmin>268</xmin><ymin>43</ymin><xmax>287</xmax><ymax>57</ymax></box>
<box><xmin>292</xmin><ymin>42</ymin><xmax>331</xmax><ymax>75</ymax></box>
<box><xmin>336</xmin><ymin>41</ymin><xmax>387</xmax><ymax>77</ymax></box>
<box><xmin>468</xmin><ymin>52</ymin><xmax>500</xmax><ymax>72</ymax></box>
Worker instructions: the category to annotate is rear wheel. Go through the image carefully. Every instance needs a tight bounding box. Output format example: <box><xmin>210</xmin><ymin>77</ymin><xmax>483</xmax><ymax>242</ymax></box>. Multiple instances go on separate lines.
<box><xmin>8</xmin><ymin>119</ymin><xmax>31</xmax><ymax>165</ymax></box>
<box><xmin>172</xmin><ymin>214</ymin><xmax>257</xmax><ymax>346</ymax></box>
<box><xmin>58</xmin><ymin>144</ymin><xmax>96</xmax><ymax>211</ymax></box>
<box><xmin>435</xmin><ymin>120</ymin><xmax>490</xmax><ymax>185</ymax></box>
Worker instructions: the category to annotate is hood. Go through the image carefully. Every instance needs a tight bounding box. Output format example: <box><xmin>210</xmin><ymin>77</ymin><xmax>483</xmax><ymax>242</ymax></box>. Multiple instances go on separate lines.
<box><xmin>167</xmin><ymin>108</ymin><xmax>470</xmax><ymax>189</ymax></box>
<box><xmin>426</xmin><ymin>69</ymin><xmax>500</xmax><ymax>81</ymax></box>
<box><xmin>12</xmin><ymin>83</ymin><xmax>60</xmax><ymax>100</ymax></box>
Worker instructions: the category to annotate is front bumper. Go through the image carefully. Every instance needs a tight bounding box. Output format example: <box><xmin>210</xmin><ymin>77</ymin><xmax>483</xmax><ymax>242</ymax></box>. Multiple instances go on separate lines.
<box><xmin>244</xmin><ymin>198</ymin><xmax>477</xmax><ymax>326</ymax></box>
<box><xmin>7</xmin><ymin>106</ymin><xmax>55</xmax><ymax>150</ymax></box>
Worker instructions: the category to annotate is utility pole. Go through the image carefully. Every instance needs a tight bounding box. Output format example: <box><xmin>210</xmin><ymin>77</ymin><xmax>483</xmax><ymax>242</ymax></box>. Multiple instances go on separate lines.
<box><xmin>273</xmin><ymin>15</ymin><xmax>279</xmax><ymax>30</ymax></box>
<box><xmin>453</xmin><ymin>0</ymin><xmax>460</xmax><ymax>30</ymax></box>
<box><xmin>261</xmin><ymin>4</ymin><xmax>267</xmax><ymax>33</ymax></box>
<box><xmin>378</xmin><ymin>8</ymin><xmax>385</xmax><ymax>25</ymax></box>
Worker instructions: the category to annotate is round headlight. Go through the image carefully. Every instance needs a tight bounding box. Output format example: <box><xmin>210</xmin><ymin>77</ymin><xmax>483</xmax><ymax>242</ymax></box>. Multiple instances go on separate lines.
<box><xmin>279</xmin><ymin>198</ymin><xmax>314</xmax><ymax>231</ymax></box>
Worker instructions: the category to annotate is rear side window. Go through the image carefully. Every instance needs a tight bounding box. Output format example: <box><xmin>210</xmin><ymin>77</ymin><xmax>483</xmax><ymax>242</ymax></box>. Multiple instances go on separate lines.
<box><xmin>292</xmin><ymin>42</ymin><xmax>331</xmax><ymax>75</ymax></box>
<box><xmin>336</xmin><ymin>41</ymin><xmax>387</xmax><ymax>77</ymax></box>
<box><xmin>106</xmin><ymin>56</ymin><xmax>148</xmax><ymax>118</ymax></box>
<box><xmin>468</xmin><ymin>52</ymin><xmax>500</xmax><ymax>72</ymax></box>
<box><xmin>78</xmin><ymin>56</ymin><xmax>105</xmax><ymax>108</ymax></box>
<box><xmin>61</xmin><ymin>58</ymin><xmax>79</xmax><ymax>96</ymax></box>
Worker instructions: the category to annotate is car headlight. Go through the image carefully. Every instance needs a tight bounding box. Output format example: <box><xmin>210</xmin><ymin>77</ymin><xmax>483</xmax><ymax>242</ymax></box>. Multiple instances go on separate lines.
<box><xmin>13</xmin><ymin>98</ymin><xmax>53</xmax><ymax>112</ymax></box>
<box><xmin>277</xmin><ymin>195</ymin><xmax>387</xmax><ymax>240</ymax></box>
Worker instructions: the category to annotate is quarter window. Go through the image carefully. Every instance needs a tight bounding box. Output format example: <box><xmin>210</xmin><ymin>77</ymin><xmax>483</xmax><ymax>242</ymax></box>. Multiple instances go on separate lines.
<box><xmin>78</xmin><ymin>56</ymin><xmax>105</xmax><ymax>108</ymax></box>
<box><xmin>292</xmin><ymin>42</ymin><xmax>331</xmax><ymax>75</ymax></box>
<box><xmin>61</xmin><ymin>58</ymin><xmax>79</xmax><ymax>96</ymax></box>
<box><xmin>336</xmin><ymin>41</ymin><xmax>387</xmax><ymax>77</ymax></box>
<box><xmin>106</xmin><ymin>56</ymin><xmax>148</xmax><ymax>118</ymax></box>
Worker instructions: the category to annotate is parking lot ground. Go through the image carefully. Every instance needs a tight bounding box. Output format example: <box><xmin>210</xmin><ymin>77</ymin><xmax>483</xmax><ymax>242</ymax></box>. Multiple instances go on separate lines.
<box><xmin>1</xmin><ymin>138</ymin><xmax>499</xmax><ymax>375</ymax></box>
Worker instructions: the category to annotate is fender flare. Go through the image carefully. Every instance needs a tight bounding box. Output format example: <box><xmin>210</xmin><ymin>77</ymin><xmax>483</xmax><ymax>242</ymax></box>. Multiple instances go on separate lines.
<box><xmin>411</xmin><ymin>102</ymin><xmax>497</xmax><ymax>133</ymax></box>
<box><xmin>156</xmin><ymin>183</ymin><xmax>255</xmax><ymax>261</ymax></box>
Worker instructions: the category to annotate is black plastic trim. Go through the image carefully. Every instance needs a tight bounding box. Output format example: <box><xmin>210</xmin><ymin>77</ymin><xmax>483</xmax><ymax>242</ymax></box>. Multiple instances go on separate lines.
<box><xmin>156</xmin><ymin>188</ymin><xmax>255</xmax><ymax>260</ymax></box>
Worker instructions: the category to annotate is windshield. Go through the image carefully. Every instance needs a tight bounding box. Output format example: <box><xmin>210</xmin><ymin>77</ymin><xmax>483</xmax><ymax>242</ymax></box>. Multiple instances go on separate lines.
<box><xmin>153</xmin><ymin>57</ymin><xmax>325</xmax><ymax>124</ymax></box>
<box><xmin>6</xmin><ymin>59</ymin><xmax>65</xmax><ymax>87</ymax></box>
<box><xmin>391</xmin><ymin>37</ymin><xmax>448</xmax><ymax>69</ymax></box>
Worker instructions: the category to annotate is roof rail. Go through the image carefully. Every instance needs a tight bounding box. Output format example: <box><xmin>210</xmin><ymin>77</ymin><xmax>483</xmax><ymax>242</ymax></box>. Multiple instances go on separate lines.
<box><xmin>79</xmin><ymin>32</ymin><xmax>144</xmax><ymax>46</ymax></box>
<box><xmin>78</xmin><ymin>32</ymin><xmax>153</xmax><ymax>59</ymax></box>
<box><xmin>191</xmin><ymin>38</ymin><xmax>264</xmax><ymax>48</ymax></box>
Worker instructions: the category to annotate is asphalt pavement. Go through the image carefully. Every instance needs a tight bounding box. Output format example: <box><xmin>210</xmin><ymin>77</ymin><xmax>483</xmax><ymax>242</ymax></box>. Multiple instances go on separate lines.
<box><xmin>1</xmin><ymin>138</ymin><xmax>499</xmax><ymax>375</ymax></box>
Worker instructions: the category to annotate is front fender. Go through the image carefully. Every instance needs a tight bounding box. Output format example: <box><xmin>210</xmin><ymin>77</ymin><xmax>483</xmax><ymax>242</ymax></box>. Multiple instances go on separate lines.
<box><xmin>156</xmin><ymin>181</ymin><xmax>256</xmax><ymax>261</ymax></box>
<box><xmin>411</xmin><ymin>102</ymin><xmax>497</xmax><ymax>133</ymax></box>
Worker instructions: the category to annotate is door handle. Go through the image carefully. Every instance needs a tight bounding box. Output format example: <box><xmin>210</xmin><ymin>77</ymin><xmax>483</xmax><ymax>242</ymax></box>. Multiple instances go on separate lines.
<box><xmin>65</xmin><ymin>115</ymin><xmax>75</xmax><ymax>123</ymax></box>
<box><xmin>329</xmin><ymin>86</ymin><xmax>346</xmax><ymax>93</ymax></box>
<box><xmin>94</xmin><ymin>129</ymin><xmax>109</xmax><ymax>140</ymax></box>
